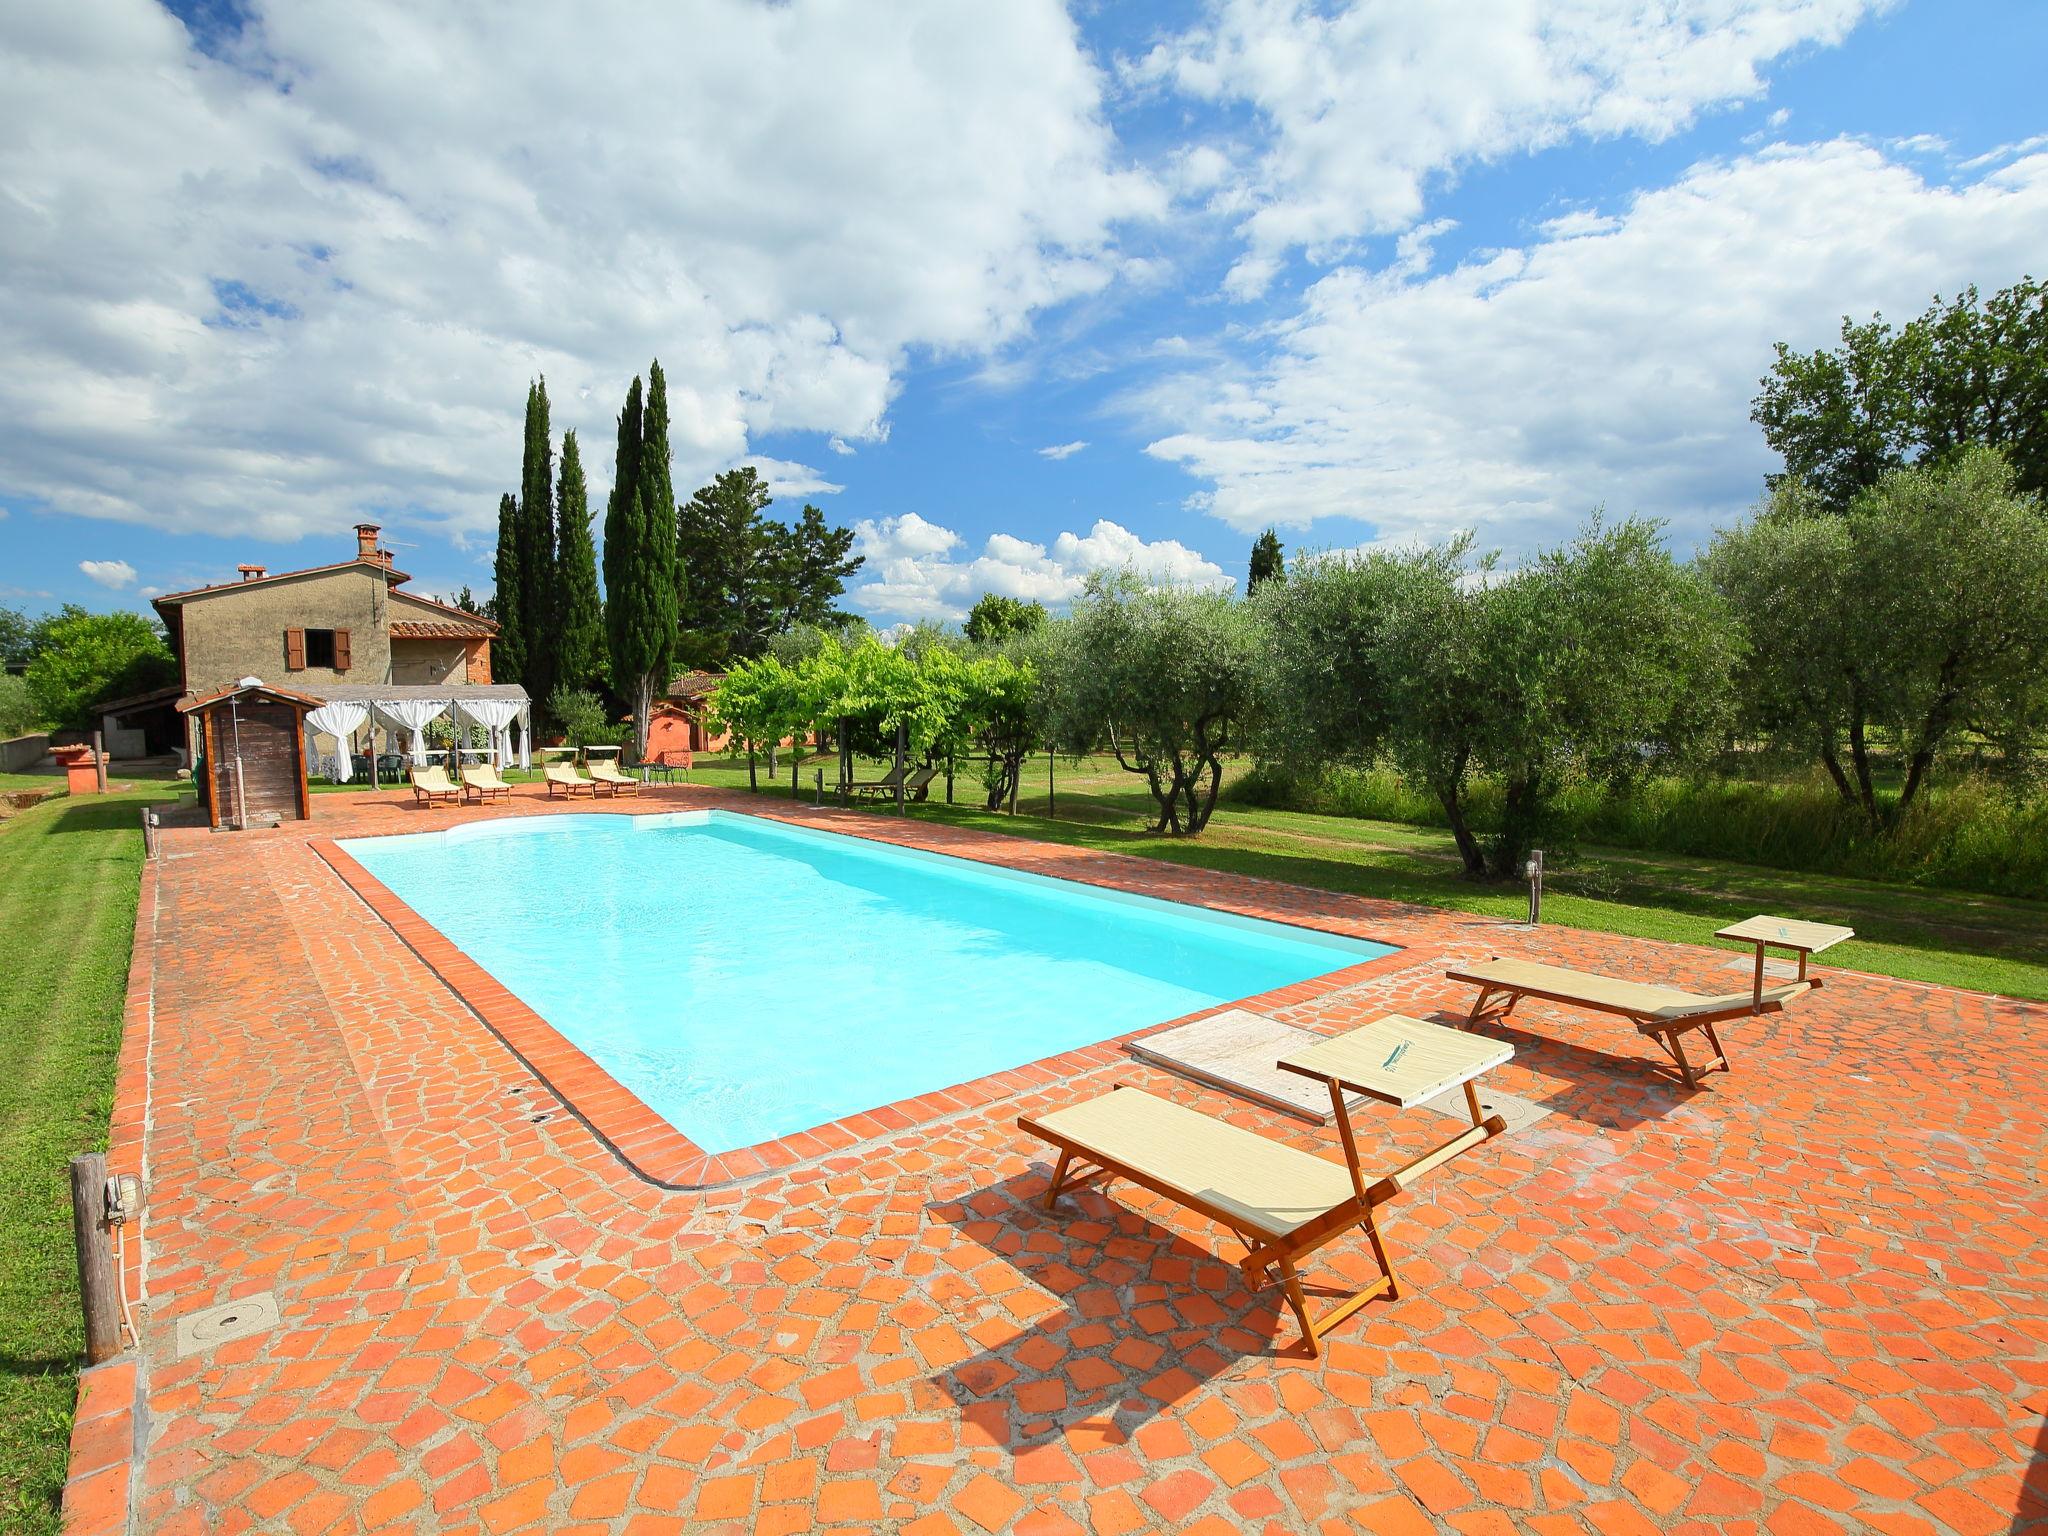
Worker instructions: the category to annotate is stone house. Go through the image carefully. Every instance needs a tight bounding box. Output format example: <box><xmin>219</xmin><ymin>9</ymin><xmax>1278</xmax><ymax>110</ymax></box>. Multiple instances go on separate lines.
<box><xmin>153</xmin><ymin>524</ymin><xmax>526</xmax><ymax>768</ymax></box>
<box><xmin>153</xmin><ymin>524</ymin><xmax>498</xmax><ymax>699</ymax></box>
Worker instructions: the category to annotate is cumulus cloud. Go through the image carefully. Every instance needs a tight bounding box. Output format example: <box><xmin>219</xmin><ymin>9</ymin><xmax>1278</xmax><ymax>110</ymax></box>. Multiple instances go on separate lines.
<box><xmin>740</xmin><ymin>458</ymin><xmax>845</xmax><ymax>500</ymax></box>
<box><xmin>79</xmin><ymin>559</ymin><xmax>138</xmax><ymax>589</ymax></box>
<box><xmin>0</xmin><ymin>0</ymin><xmax>1162</xmax><ymax>540</ymax></box>
<box><xmin>1037</xmin><ymin>440</ymin><xmax>1089</xmax><ymax>460</ymax></box>
<box><xmin>1137</xmin><ymin>141</ymin><xmax>2048</xmax><ymax>554</ymax></box>
<box><xmin>1131</xmin><ymin>0</ymin><xmax>1887</xmax><ymax>294</ymax></box>
<box><xmin>850</xmin><ymin>514</ymin><xmax>1230</xmax><ymax>620</ymax></box>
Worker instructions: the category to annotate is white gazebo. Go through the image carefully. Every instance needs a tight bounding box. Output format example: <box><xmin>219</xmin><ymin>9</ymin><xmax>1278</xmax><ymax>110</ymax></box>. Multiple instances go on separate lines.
<box><xmin>298</xmin><ymin>683</ymin><xmax>533</xmax><ymax>786</ymax></box>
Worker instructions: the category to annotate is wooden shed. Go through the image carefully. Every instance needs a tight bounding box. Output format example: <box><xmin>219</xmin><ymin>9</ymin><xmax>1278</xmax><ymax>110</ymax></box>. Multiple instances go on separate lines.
<box><xmin>179</xmin><ymin>681</ymin><xmax>320</xmax><ymax>830</ymax></box>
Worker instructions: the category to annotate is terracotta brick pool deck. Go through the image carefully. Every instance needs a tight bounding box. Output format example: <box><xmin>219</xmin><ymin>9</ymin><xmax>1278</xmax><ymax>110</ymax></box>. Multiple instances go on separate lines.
<box><xmin>67</xmin><ymin>786</ymin><xmax>2048</xmax><ymax>1535</ymax></box>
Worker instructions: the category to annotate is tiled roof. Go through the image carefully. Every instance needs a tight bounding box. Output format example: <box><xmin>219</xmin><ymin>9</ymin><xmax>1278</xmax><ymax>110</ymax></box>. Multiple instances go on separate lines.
<box><xmin>390</xmin><ymin>619</ymin><xmax>493</xmax><ymax>639</ymax></box>
<box><xmin>177</xmin><ymin>681</ymin><xmax>324</xmax><ymax>713</ymax></box>
<box><xmin>151</xmin><ymin>557</ymin><xmax>410</xmax><ymax>605</ymax></box>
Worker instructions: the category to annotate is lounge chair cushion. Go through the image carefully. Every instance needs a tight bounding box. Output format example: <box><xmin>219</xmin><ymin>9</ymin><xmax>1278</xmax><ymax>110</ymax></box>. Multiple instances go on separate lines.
<box><xmin>1452</xmin><ymin>957</ymin><xmax>1811</xmax><ymax>1020</ymax></box>
<box><xmin>1028</xmin><ymin>1089</ymin><xmax>1357</xmax><ymax>1240</ymax></box>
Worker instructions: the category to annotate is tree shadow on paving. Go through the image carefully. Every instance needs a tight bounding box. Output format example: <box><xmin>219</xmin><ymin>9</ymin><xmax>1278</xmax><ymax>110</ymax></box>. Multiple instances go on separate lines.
<box><xmin>1409</xmin><ymin>1001</ymin><xmax>1694</xmax><ymax>1134</ymax></box>
<box><xmin>2015</xmin><ymin>1413</ymin><xmax>2048</xmax><ymax>1534</ymax></box>
<box><xmin>925</xmin><ymin>1167</ymin><xmax>1372</xmax><ymax>1455</ymax></box>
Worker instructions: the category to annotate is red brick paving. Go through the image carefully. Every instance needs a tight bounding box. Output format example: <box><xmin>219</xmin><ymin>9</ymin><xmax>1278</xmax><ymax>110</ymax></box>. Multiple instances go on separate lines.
<box><xmin>65</xmin><ymin>785</ymin><xmax>2048</xmax><ymax>1534</ymax></box>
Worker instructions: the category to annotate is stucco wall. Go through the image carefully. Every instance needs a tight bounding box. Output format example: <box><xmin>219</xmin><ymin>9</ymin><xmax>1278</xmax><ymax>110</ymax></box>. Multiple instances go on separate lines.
<box><xmin>177</xmin><ymin>568</ymin><xmax>393</xmax><ymax>697</ymax></box>
<box><xmin>390</xmin><ymin>638</ymin><xmax>471</xmax><ymax>685</ymax></box>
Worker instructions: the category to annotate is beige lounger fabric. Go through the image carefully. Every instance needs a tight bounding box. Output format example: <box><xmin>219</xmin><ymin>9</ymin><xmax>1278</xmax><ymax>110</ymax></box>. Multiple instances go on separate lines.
<box><xmin>1025</xmin><ymin>1089</ymin><xmax>1356</xmax><ymax>1239</ymax></box>
<box><xmin>1450</xmin><ymin>957</ymin><xmax>1810</xmax><ymax>1020</ymax></box>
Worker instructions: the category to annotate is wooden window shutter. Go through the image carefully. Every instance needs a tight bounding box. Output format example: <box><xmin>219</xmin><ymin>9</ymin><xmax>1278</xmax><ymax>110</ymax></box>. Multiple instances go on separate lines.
<box><xmin>285</xmin><ymin>627</ymin><xmax>306</xmax><ymax>670</ymax></box>
<box><xmin>334</xmin><ymin>629</ymin><xmax>352</xmax><ymax>672</ymax></box>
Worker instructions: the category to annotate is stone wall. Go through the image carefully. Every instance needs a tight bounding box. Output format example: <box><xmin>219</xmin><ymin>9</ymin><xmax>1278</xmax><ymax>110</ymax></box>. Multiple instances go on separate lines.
<box><xmin>0</xmin><ymin>733</ymin><xmax>48</xmax><ymax>772</ymax></box>
<box><xmin>178</xmin><ymin>568</ymin><xmax>394</xmax><ymax>697</ymax></box>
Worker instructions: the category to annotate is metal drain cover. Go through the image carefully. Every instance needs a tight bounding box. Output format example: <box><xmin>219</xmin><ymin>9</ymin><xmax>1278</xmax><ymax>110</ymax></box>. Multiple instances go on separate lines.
<box><xmin>175</xmin><ymin>1292</ymin><xmax>281</xmax><ymax>1358</ymax></box>
<box><xmin>1415</xmin><ymin>1084</ymin><xmax>1552</xmax><ymax>1135</ymax></box>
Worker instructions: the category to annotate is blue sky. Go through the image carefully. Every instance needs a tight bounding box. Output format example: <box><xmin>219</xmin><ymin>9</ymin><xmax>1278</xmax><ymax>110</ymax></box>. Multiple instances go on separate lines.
<box><xmin>3</xmin><ymin>0</ymin><xmax>2044</xmax><ymax>624</ymax></box>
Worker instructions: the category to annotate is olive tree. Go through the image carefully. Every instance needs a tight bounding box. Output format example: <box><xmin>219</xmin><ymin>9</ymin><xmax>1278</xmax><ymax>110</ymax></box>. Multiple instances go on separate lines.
<box><xmin>1707</xmin><ymin>445</ymin><xmax>2048</xmax><ymax>824</ymax></box>
<box><xmin>1050</xmin><ymin>576</ymin><xmax>1261</xmax><ymax>836</ymax></box>
<box><xmin>1261</xmin><ymin>521</ymin><xmax>1736</xmax><ymax>878</ymax></box>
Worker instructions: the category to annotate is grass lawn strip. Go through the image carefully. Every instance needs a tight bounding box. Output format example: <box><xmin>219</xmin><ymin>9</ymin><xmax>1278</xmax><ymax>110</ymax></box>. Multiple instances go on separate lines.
<box><xmin>0</xmin><ymin>789</ymin><xmax>156</xmax><ymax>1534</ymax></box>
<box><xmin>686</xmin><ymin>755</ymin><xmax>2048</xmax><ymax>1001</ymax></box>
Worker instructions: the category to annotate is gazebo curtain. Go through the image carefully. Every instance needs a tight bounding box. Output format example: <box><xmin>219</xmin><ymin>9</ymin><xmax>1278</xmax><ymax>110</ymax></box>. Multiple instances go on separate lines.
<box><xmin>453</xmin><ymin>699</ymin><xmax>523</xmax><ymax>769</ymax></box>
<box><xmin>304</xmin><ymin>702</ymin><xmax>368</xmax><ymax>783</ymax></box>
<box><xmin>371</xmin><ymin>699</ymin><xmax>447</xmax><ymax>765</ymax></box>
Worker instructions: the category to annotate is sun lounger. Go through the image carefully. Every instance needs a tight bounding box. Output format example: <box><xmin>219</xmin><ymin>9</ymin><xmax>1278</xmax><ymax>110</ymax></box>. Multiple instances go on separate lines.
<box><xmin>846</xmin><ymin>763</ymin><xmax>905</xmax><ymax>797</ymax></box>
<box><xmin>1446</xmin><ymin>955</ymin><xmax>1820</xmax><ymax>1088</ymax></box>
<box><xmin>544</xmin><ymin>761</ymin><xmax>594</xmax><ymax>798</ymax></box>
<box><xmin>1021</xmin><ymin>1016</ymin><xmax>1511</xmax><ymax>1355</ymax></box>
<box><xmin>588</xmin><ymin>759</ymin><xmax>640</xmax><ymax>795</ymax></box>
<box><xmin>853</xmin><ymin>763</ymin><xmax>937</xmax><ymax>799</ymax></box>
<box><xmin>409</xmin><ymin>765</ymin><xmax>461</xmax><ymax>805</ymax></box>
<box><xmin>461</xmin><ymin>763</ymin><xmax>514</xmax><ymax>802</ymax></box>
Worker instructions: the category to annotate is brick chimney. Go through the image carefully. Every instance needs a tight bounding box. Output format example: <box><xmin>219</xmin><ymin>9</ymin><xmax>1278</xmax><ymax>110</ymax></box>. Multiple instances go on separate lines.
<box><xmin>237</xmin><ymin>564</ymin><xmax>267</xmax><ymax>582</ymax></box>
<box><xmin>355</xmin><ymin>522</ymin><xmax>381</xmax><ymax>560</ymax></box>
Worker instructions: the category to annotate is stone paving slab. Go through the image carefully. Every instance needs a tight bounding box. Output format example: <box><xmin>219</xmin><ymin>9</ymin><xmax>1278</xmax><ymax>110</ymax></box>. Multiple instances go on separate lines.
<box><xmin>67</xmin><ymin>785</ymin><xmax>2048</xmax><ymax>1535</ymax></box>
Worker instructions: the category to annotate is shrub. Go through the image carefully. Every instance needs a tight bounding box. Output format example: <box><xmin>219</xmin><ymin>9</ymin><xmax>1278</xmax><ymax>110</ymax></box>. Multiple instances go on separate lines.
<box><xmin>0</xmin><ymin>674</ymin><xmax>40</xmax><ymax>738</ymax></box>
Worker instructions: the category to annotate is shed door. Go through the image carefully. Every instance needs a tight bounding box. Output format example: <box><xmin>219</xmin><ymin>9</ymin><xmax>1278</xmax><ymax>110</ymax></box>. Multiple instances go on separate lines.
<box><xmin>207</xmin><ymin>704</ymin><xmax>303</xmax><ymax>824</ymax></box>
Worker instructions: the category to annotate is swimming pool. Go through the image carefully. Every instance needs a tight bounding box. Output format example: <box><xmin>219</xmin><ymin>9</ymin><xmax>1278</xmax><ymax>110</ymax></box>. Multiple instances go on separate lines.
<box><xmin>339</xmin><ymin>810</ymin><xmax>1394</xmax><ymax>1155</ymax></box>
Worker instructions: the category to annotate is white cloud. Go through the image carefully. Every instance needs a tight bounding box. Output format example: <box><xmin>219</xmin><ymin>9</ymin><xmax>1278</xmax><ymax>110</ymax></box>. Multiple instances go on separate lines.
<box><xmin>0</xmin><ymin>0</ymin><xmax>1163</xmax><ymax>540</ymax></box>
<box><xmin>1132</xmin><ymin>0</ymin><xmax>1887</xmax><ymax>293</ymax></box>
<box><xmin>79</xmin><ymin>558</ymin><xmax>137</xmax><ymax>589</ymax></box>
<box><xmin>1137</xmin><ymin>141</ymin><xmax>2048</xmax><ymax>554</ymax></box>
<box><xmin>851</xmin><ymin>514</ymin><xmax>1230</xmax><ymax>621</ymax></box>
<box><xmin>740</xmin><ymin>458</ymin><xmax>844</xmax><ymax>500</ymax></box>
<box><xmin>1037</xmin><ymin>440</ymin><xmax>1089</xmax><ymax>460</ymax></box>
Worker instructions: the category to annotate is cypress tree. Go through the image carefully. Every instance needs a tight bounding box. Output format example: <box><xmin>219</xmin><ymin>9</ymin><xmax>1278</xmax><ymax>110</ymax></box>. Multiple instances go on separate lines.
<box><xmin>604</xmin><ymin>364</ymin><xmax>680</xmax><ymax>752</ymax></box>
<box><xmin>517</xmin><ymin>380</ymin><xmax>558</xmax><ymax>710</ymax></box>
<box><xmin>553</xmin><ymin>429</ymin><xmax>604</xmax><ymax>696</ymax></box>
<box><xmin>602</xmin><ymin>375</ymin><xmax>643</xmax><ymax>688</ymax></box>
<box><xmin>491</xmin><ymin>491</ymin><xmax>524</xmax><ymax>684</ymax></box>
<box><xmin>1249</xmin><ymin>527</ymin><xmax>1285</xmax><ymax>592</ymax></box>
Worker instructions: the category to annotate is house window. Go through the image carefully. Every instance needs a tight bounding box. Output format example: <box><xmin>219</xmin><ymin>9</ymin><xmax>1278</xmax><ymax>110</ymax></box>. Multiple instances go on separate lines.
<box><xmin>284</xmin><ymin>627</ymin><xmax>351</xmax><ymax>672</ymax></box>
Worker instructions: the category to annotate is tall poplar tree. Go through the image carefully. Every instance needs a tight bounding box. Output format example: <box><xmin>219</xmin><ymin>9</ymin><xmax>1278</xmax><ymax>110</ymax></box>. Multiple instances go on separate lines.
<box><xmin>517</xmin><ymin>379</ymin><xmax>558</xmax><ymax>708</ymax></box>
<box><xmin>552</xmin><ymin>429</ymin><xmax>604</xmax><ymax>696</ymax></box>
<box><xmin>491</xmin><ymin>491</ymin><xmax>524</xmax><ymax>684</ymax></box>
<box><xmin>603</xmin><ymin>364</ymin><xmax>680</xmax><ymax>751</ymax></box>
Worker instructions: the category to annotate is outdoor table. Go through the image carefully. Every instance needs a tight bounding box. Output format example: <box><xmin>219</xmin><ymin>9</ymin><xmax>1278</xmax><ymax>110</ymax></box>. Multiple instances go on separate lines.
<box><xmin>1276</xmin><ymin>1014</ymin><xmax>1513</xmax><ymax>1200</ymax></box>
<box><xmin>1713</xmin><ymin>914</ymin><xmax>1855</xmax><ymax>1006</ymax></box>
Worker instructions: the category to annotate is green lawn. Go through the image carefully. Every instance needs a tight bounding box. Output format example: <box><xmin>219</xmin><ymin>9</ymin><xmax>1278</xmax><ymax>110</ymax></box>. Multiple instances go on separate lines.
<box><xmin>0</xmin><ymin>787</ymin><xmax>165</xmax><ymax>1534</ymax></box>
<box><xmin>694</xmin><ymin>751</ymin><xmax>2048</xmax><ymax>1000</ymax></box>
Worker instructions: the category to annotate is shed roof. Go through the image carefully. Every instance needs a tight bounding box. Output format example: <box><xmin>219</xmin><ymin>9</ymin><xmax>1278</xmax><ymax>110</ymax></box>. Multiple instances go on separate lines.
<box><xmin>179</xmin><ymin>682</ymin><xmax>324</xmax><ymax>714</ymax></box>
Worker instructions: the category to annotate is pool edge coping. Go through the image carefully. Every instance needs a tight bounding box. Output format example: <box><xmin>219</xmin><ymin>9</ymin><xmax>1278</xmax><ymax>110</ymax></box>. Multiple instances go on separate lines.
<box><xmin>310</xmin><ymin>806</ymin><xmax>1421</xmax><ymax>1192</ymax></box>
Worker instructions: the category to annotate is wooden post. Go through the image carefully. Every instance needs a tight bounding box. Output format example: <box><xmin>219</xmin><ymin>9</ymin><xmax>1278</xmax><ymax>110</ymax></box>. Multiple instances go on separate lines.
<box><xmin>92</xmin><ymin>729</ymin><xmax>108</xmax><ymax>793</ymax></box>
<box><xmin>1047</xmin><ymin>748</ymin><xmax>1055</xmax><ymax>819</ymax></box>
<box><xmin>894</xmin><ymin>721</ymin><xmax>906</xmax><ymax>815</ymax></box>
<box><xmin>69</xmin><ymin>1154</ymin><xmax>121</xmax><ymax>1365</ymax></box>
<box><xmin>791</xmin><ymin>755</ymin><xmax>799</xmax><ymax>800</ymax></box>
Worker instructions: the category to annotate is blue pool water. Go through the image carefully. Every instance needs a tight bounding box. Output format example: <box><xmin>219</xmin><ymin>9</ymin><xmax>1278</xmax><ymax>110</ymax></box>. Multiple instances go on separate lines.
<box><xmin>340</xmin><ymin>811</ymin><xmax>1392</xmax><ymax>1153</ymax></box>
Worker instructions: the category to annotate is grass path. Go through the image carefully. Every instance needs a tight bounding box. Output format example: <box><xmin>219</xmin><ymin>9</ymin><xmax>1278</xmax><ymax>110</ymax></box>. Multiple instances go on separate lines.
<box><xmin>695</xmin><ymin>754</ymin><xmax>2048</xmax><ymax>1000</ymax></box>
<box><xmin>0</xmin><ymin>788</ymin><xmax>159</xmax><ymax>1534</ymax></box>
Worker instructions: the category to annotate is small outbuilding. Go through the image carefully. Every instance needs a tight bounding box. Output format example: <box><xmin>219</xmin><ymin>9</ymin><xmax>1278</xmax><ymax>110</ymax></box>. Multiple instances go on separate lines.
<box><xmin>179</xmin><ymin>680</ymin><xmax>321</xmax><ymax>830</ymax></box>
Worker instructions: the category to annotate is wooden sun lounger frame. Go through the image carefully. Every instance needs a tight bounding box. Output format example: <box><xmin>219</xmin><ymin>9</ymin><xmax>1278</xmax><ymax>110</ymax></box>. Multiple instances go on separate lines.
<box><xmin>410</xmin><ymin>767</ymin><xmax>460</xmax><ymax>806</ymax></box>
<box><xmin>461</xmin><ymin>765</ymin><xmax>513</xmax><ymax>803</ymax></box>
<box><xmin>544</xmin><ymin>762</ymin><xmax>594</xmax><ymax>799</ymax></box>
<box><xmin>1023</xmin><ymin>1084</ymin><xmax>1505</xmax><ymax>1355</ymax></box>
<box><xmin>1447</xmin><ymin>959</ymin><xmax>1821</xmax><ymax>1089</ymax></box>
<box><xmin>588</xmin><ymin>761</ymin><xmax>640</xmax><ymax>796</ymax></box>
